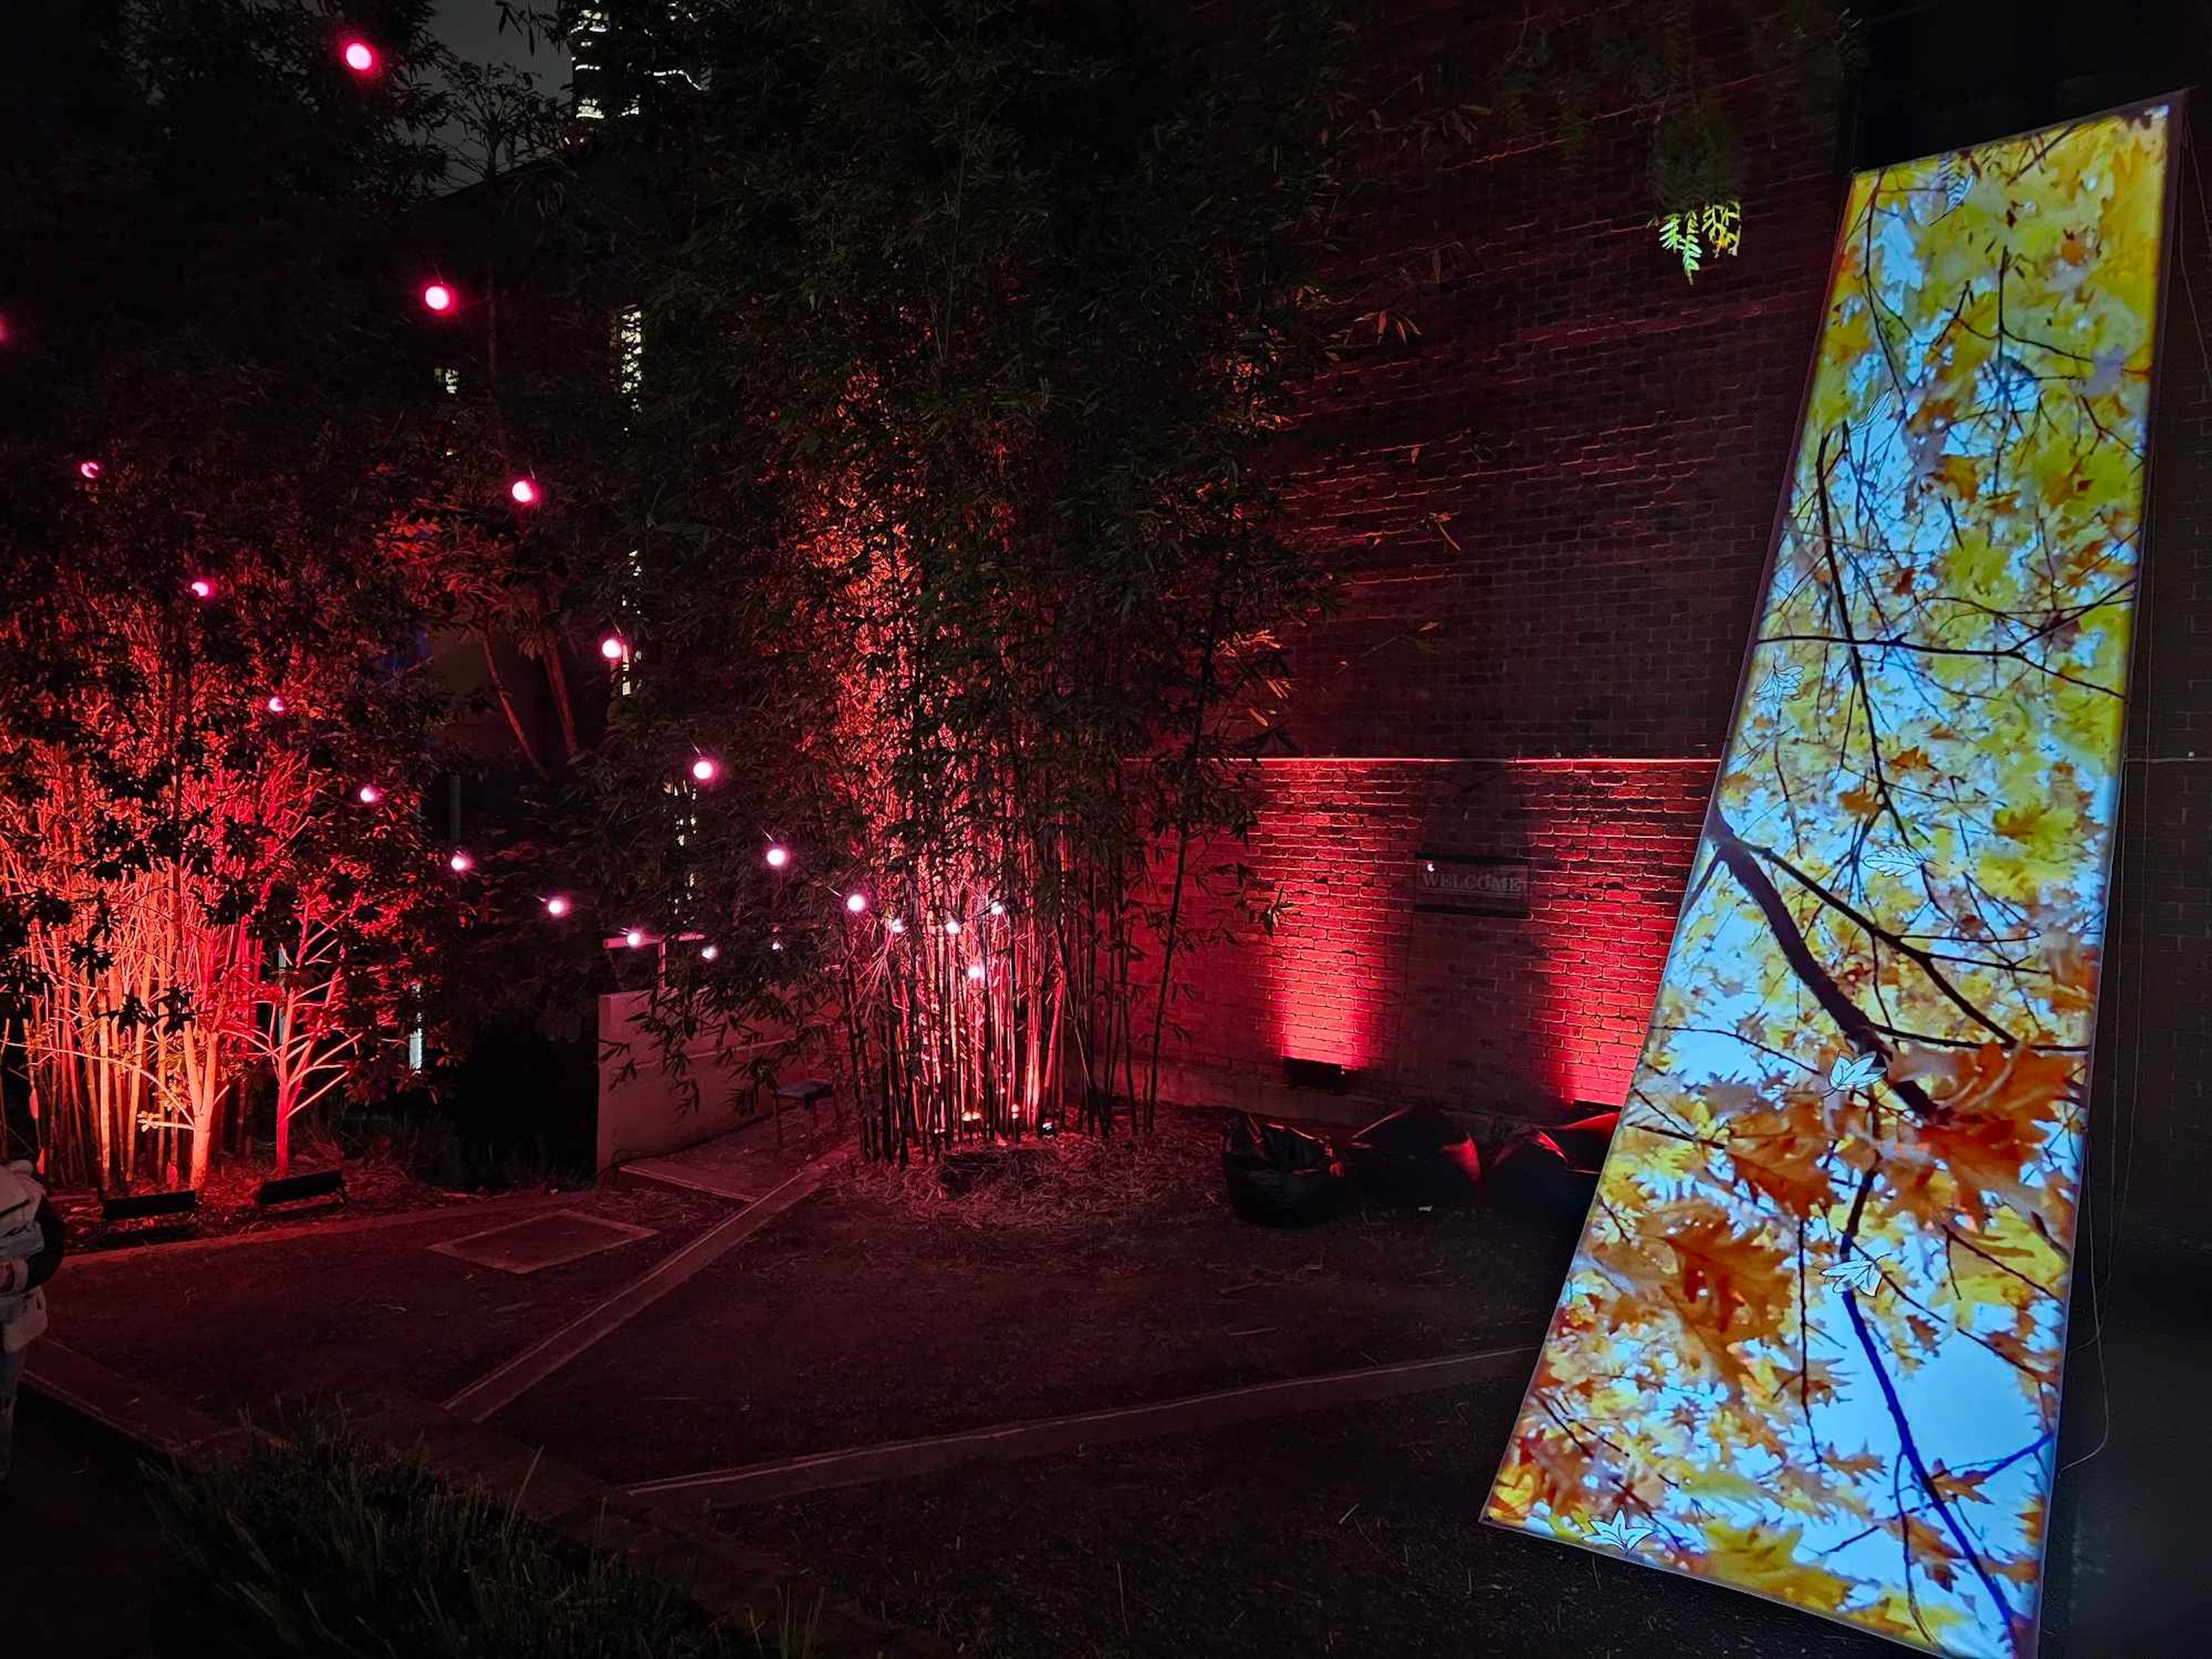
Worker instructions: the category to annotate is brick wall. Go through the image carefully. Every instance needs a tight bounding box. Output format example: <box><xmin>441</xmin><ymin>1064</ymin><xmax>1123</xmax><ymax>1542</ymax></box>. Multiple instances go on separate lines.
<box><xmin>1156</xmin><ymin>6</ymin><xmax>2212</xmax><ymax>1239</ymax></box>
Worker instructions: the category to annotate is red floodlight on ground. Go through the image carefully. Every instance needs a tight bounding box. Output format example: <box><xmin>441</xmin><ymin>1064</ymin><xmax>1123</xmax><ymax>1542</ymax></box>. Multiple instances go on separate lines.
<box><xmin>421</xmin><ymin>282</ymin><xmax>454</xmax><ymax>313</ymax></box>
<box><xmin>341</xmin><ymin>39</ymin><xmax>378</xmax><ymax>74</ymax></box>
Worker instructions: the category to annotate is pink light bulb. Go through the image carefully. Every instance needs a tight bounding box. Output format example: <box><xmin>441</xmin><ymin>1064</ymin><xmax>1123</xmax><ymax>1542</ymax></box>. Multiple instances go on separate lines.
<box><xmin>509</xmin><ymin>478</ymin><xmax>538</xmax><ymax>506</ymax></box>
<box><xmin>623</xmin><ymin>927</ymin><xmax>645</xmax><ymax>948</ymax></box>
<box><xmin>943</xmin><ymin>918</ymin><xmax>961</xmax><ymax>937</ymax></box>
<box><xmin>764</xmin><ymin>844</ymin><xmax>791</xmax><ymax>870</ymax></box>
<box><xmin>78</xmin><ymin>460</ymin><xmax>101</xmax><ymax>480</ymax></box>
<box><xmin>421</xmin><ymin>282</ymin><xmax>454</xmax><ymax>313</ymax></box>
<box><xmin>770</xmin><ymin>938</ymin><xmax>784</xmax><ymax>952</ymax></box>
<box><xmin>265</xmin><ymin>694</ymin><xmax>287</xmax><ymax>715</ymax></box>
<box><xmin>987</xmin><ymin>899</ymin><xmax>1005</xmax><ymax>917</ymax></box>
<box><xmin>844</xmin><ymin>891</ymin><xmax>868</xmax><ymax>915</ymax></box>
<box><xmin>188</xmin><ymin>577</ymin><xmax>215</xmax><ymax>600</ymax></box>
<box><xmin>546</xmin><ymin>895</ymin><xmax>571</xmax><ymax>918</ymax></box>
<box><xmin>448</xmin><ymin>849</ymin><xmax>473</xmax><ymax>873</ymax></box>
<box><xmin>341</xmin><ymin>39</ymin><xmax>377</xmax><ymax>74</ymax></box>
<box><xmin>355</xmin><ymin>783</ymin><xmax>382</xmax><ymax>805</ymax></box>
<box><xmin>887</xmin><ymin>916</ymin><xmax>907</xmax><ymax>935</ymax></box>
<box><xmin>965</xmin><ymin>963</ymin><xmax>985</xmax><ymax>982</ymax></box>
<box><xmin>700</xmin><ymin>943</ymin><xmax>719</xmax><ymax>961</ymax></box>
<box><xmin>599</xmin><ymin>634</ymin><xmax>627</xmax><ymax>661</ymax></box>
<box><xmin>690</xmin><ymin>756</ymin><xmax>719</xmax><ymax>784</ymax></box>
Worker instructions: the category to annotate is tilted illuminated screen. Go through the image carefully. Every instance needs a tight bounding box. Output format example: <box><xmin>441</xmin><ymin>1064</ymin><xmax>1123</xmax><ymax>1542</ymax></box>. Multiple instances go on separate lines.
<box><xmin>1484</xmin><ymin>103</ymin><xmax>2175</xmax><ymax>1658</ymax></box>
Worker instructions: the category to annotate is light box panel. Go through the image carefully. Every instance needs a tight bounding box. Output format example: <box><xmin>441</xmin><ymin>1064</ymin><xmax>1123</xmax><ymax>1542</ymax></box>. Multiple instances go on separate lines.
<box><xmin>1483</xmin><ymin>101</ymin><xmax>2176</xmax><ymax>1658</ymax></box>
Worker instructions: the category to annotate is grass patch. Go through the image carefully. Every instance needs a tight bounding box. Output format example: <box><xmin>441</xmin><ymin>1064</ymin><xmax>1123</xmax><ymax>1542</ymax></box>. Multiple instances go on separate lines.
<box><xmin>151</xmin><ymin>1410</ymin><xmax>809</xmax><ymax>1658</ymax></box>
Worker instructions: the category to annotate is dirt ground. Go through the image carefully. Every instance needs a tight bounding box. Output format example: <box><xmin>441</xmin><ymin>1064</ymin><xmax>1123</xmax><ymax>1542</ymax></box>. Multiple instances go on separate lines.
<box><xmin>489</xmin><ymin>1119</ymin><xmax>1573</xmax><ymax>1485</ymax></box>
<box><xmin>51</xmin><ymin>1183</ymin><xmax>734</xmax><ymax>1415</ymax></box>
<box><xmin>735</xmin><ymin>1377</ymin><xmax>1897</xmax><ymax>1659</ymax></box>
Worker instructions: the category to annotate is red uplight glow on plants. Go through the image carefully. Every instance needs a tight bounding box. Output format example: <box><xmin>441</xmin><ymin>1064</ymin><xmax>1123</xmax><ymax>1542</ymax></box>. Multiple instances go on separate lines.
<box><xmin>341</xmin><ymin>39</ymin><xmax>377</xmax><ymax>74</ymax></box>
<box><xmin>421</xmin><ymin>282</ymin><xmax>454</xmax><ymax>313</ymax></box>
<box><xmin>509</xmin><ymin>478</ymin><xmax>538</xmax><ymax>506</ymax></box>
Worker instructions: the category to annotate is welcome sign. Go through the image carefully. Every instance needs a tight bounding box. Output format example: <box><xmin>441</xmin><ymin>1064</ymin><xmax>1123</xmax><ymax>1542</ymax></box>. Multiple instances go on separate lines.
<box><xmin>1484</xmin><ymin>103</ymin><xmax>2176</xmax><ymax>1658</ymax></box>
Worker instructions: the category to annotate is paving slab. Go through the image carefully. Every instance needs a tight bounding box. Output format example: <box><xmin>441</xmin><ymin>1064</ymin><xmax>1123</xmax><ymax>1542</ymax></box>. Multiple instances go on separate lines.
<box><xmin>429</xmin><ymin>1208</ymin><xmax>657</xmax><ymax>1274</ymax></box>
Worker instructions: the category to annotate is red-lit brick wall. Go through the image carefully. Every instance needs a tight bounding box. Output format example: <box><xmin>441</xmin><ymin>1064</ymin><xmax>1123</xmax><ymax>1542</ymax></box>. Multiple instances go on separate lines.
<box><xmin>1153</xmin><ymin>6</ymin><xmax>2212</xmax><ymax>1237</ymax></box>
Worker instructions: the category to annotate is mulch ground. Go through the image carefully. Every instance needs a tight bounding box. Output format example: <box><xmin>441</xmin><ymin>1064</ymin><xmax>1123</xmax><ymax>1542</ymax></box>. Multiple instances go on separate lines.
<box><xmin>490</xmin><ymin>1109</ymin><xmax>1575</xmax><ymax>1486</ymax></box>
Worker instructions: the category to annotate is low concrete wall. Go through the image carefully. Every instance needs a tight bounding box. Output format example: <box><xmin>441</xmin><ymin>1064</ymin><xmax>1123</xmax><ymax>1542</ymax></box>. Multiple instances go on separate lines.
<box><xmin>595</xmin><ymin>993</ymin><xmax>806</xmax><ymax>1172</ymax></box>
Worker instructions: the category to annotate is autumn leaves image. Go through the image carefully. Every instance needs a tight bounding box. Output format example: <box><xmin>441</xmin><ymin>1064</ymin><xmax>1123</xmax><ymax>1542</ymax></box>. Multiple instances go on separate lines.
<box><xmin>1483</xmin><ymin>104</ymin><xmax>2174</xmax><ymax>1658</ymax></box>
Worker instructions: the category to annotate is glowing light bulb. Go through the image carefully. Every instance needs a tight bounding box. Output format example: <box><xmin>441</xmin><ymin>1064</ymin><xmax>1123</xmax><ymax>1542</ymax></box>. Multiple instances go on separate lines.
<box><xmin>355</xmin><ymin>783</ymin><xmax>382</xmax><ymax>805</ymax></box>
<box><xmin>421</xmin><ymin>282</ymin><xmax>454</xmax><ymax>313</ymax></box>
<box><xmin>987</xmin><ymin>899</ymin><xmax>1005</xmax><ymax>917</ymax></box>
<box><xmin>770</xmin><ymin>939</ymin><xmax>784</xmax><ymax>952</ymax></box>
<box><xmin>623</xmin><ymin>927</ymin><xmax>645</xmax><ymax>948</ymax></box>
<box><xmin>545</xmin><ymin>895</ymin><xmax>571</xmax><ymax>918</ymax></box>
<box><xmin>943</xmin><ymin>918</ymin><xmax>961</xmax><ymax>937</ymax></box>
<box><xmin>965</xmin><ymin>962</ymin><xmax>985</xmax><ymax>982</ymax></box>
<box><xmin>448</xmin><ymin>849</ymin><xmax>472</xmax><ymax>873</ymax></box>
<box><xmin>599</xmin><ymin>634</ymin><xmax>627</xmax><ymax>661</ymax></box>
<box><xmin>509</xmin><ymin>478</ymin><xmax>538</xmax><ymax>506</ymax></box>
<box><xmin>844</xmin><ymin>891</ymin><xmax>868</xmax><ymax>915</ymax></box>
<box><xmin>764</xmin><ymin>844</ymin><xmax>791</xmax><ymax>870</ymax></box>
<box><xmin>78</xmin><ymin>460</ymin><xmax>101</xmax><ymax>480</ymax></box>
<box><xmin>341</xmin><ymin>39</ymin><xmax>377</xmax><ymax>74</ymax></box>
<box><xmin>700</xmin><ymin>943</ymin><xmax>719</xmax><ymax>961</ymax></box>
<box><xmin>188</xmin><ymin>577</ymin><xmax>215</xmax><ymax>600</ymax></box>
<box><xmin>689</xmin><ymin>756</ymin><xmax>719</xmax><ymax>784</ymax></box>
<box><xmin>265</xmin><ymin>694</ymin><xmax>287</xmax><ymax>715</ymax></box>
<box><xmin>887</xmin><ymin>916</ymin><xmax>907</xmax><ymax>935</ymax></box>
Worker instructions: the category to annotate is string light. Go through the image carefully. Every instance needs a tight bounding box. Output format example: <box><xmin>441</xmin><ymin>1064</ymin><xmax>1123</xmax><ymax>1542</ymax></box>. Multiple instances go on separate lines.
<box><xmin>965</xmin><ymin>962</ymin><xmax>986</xmax><ymax>982</ymax></box>
<box><xmin>447</xmin><ymin>849</ymin><xmax>472</xmax><ymax>873</ymax></box>
<box><xmin>623</xmin><ymin>927</ymin><xmax>645</xmax><ymax>948</ymax></box>
<box><xmin>943</xmin><ymin>918</ymin><xmax>961</xmax><ymax>937</ymax></box>
<box><xmin>887</xmin><ymin>916</ymin><xmax>907</xmax><ymax>935</ymax></box>
<box><xmin>689</xmin><ymin>755</ymin><xmax>719</xmax><ymax>784</ymax></box>
<box><xmin>188</xmin><ymin>577</ymin><xmax>216</xmax><ymax>600</ymax></box>
<box><xmin>599</xmin><ymin>634</ymin><xmax>627</xmax><ymax>661</ymax></box>
<box><xmin>341</xmin><ymin>39</ymin><xmax>378</xmax><ymax>74</ymax></box>
<box><xmin>355</xmin><ymin>783</ymin><xmax>382</xmax><ymax>805</ymax></box>
<box><xmin>700</xmin><ymin>943</ymin><xmax>719</xmax><ymax>961</ymax></box>
<box><xmin>421</xmin><ymin>282</ymin><xmax>454</xmax><ymax>313</ymax></box>
<box><xmin>545</xmin><ymin>895</ymin><xmax>572</xmax><ymax>918</ymax></box>
<box><xmin>77</xmin><ymin>460</ymin><xmax>101</xmax><ymax>480</ymax></box>
<box><xmin>844</xmin><ymin>891</ymin><xmax>869</xmax><ymax>915</ymax></box>
<box><xmin>764</xmin><ymin>844</ymin><xmax>790</xmax><ymax>869</ymax></box>
<box><xmin>265</xmin><ymin>695</ymin><xmax>287</xmax><ymax>715</ymax></box>
<box><xmin>987</xmin><ymin>899</ymin><xmax>1005</xmax><ymax>917</ymax></box>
